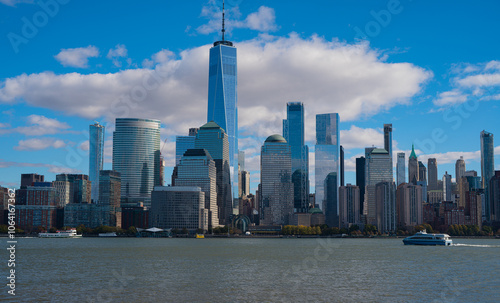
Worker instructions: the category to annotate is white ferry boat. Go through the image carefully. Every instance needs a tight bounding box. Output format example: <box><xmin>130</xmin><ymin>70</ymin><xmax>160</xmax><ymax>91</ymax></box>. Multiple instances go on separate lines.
<box><xmin>98</xmin><ymin>232</ymin><xmax>117</xmax><ymax>237</ymax></box>
<box><xmin>403</xmin><ymin>230</ymin><xmax>452</xmax><ymax>246</ymax></box>
<box><xmin>39</xmin><ymin>229</ymin><xmax>82</xmax><ymax>238</ymax></box>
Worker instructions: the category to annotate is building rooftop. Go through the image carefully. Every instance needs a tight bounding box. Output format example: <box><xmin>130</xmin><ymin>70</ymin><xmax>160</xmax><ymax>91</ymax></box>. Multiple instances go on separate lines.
<box><xmin>183</xmin><ymin>149</ymin><xmax>213</xmax><ymax>160</ymax></box>
<box><xmin>371</xmin><ymin>148</ymin><xmax>389</xmax><ymax>154</ymax></box>
<box><xmin>265</xmin><ymin>134</ymin><xmax>287</xmax><ymax>143</ymax></box>
<box><xmin>200</xmin><ymin>121</ymin><xmax>222</xmax><ymax>130</ymax></box>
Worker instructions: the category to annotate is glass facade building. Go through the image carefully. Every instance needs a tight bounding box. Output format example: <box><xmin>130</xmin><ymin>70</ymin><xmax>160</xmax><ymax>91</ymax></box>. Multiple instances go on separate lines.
<box><xmin>260</xmin><ymin>135</ymin><xmax>294</xmax><ymax>226</ymax></box>
<box><xmin>365</xmin><ymin>148</ymin><xmax>393</xmax><ymax>225</ymax></box>
<box><xmin>481</xmin><ymin>130</ymin><xmax>494</xmax><ymax>220</ymax></box>
<box><xmin>396</xmin><ymin>152</ymin><xmax>405</xmax><ymax>186</ymax></box>
<box><xmin>315</xmin><ymin>113</ymin><xmax>339</xmax><ymax>217</ymax></box>
<box><xmin>283</xmin><ymin>102</ymin><xmax>309</xmax><ymax>212</ymax></box>
<box><xmin>427</xmin><ymin>158</ymin><xmax>438</xmax><ymax>190</ymax></box>
<box><xmin>195</xmin><ymin>121</ymin><xmax>233</xmax><ymax>225</ymax></box>
<box><xmin>207</xmin><ymin>37</ymin><xmax>238</xmax><ymax>203</ymax></box>
<box><xmin>112</xmin><ymin>118</ymin><xmax>161</xmax><ymax>207</ymax></box>
<box><xmin>89</xmin><ymin>122</ymin><xmax>105</xmax><ymax>202</ymax></box>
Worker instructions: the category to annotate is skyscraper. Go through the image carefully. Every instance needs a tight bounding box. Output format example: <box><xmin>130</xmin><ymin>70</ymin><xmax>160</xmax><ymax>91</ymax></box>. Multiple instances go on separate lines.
<box><xmin>175</xmin><ymin>128</ymin><xmax>198</xmax><ymax>165</ymax></box>
<box><xmin>356</xmin><ymin>157</ymin><xmax>366</xmax><ymax>216</ymax></box>
<box><xmin>98</xmin><ymin>170</ymin><xmax>121</xmax><ymax>227</ymax></box>
<box><xmin>207</xmin><ymin>4</ymin><xmax>238</xmax><ymax>204</ymax></box>
<box><xmin>384</xmin><ymin>124</ymin><xmax>393</xmax><ymax>156</ymax></box>
<box><xmin>315</xmin><ymin>113</ymin><xmax>339</xmax><ymax>214</ymax></box>
<box><xmin>339</xmin><ymin>184</ymin><xmax>360</xmax><ymax>228</ymax></box>
<box><xmin>396</xmin><ymin>152</ymin><xmax>405</xmax><ymax>186</ymax></box>
<box><xmin>195</xmin><ymin>121</ymin><xmax>233</xmax><ymax>225</ymax></box>
<box><xmin>340</xmin><ymin>145</ymin><xmax>345</xmax><ymax>187</ymax></box>
<box><xmin>408</xmin><ymin>144</ymin><xmax>419</xmax><ymax>185</ymax></box>
<box><xmin>283</xmin><ymin>102</ymin><xmax>309</xmax><ymax>212</ymax></box>
<box><xmin>456</xmin><ymin>156</ymin><xmax>466</xmax><ymax>182</ymax></box>
<box><xmin>443</xmin><ymin>171</ymin><xmax>452</xmax><ymax>201</ymax></box>
<box><xmin>396</xmin><ymin>183</ymin><xmax>423</xmax><ymax>228</ymax></box>
<box><xmin>89</xmin><ymin>122</ymin><xmax>105</xmax><ymax>203</ymax></box>
<box><xmin>365</xmin><ymin>148</ymin><xmax>393</xmax><ymax>225</ymax></box>
<box><xmin>489</xmin><ymin>171</ymin><xmax>500</xmax><ymax>222</ymax></box>
<box><xmin>418</xmin><ymin>161</ymin><xmax>427</xmax><ymax>184</ymax></box>
<box><xmin>375</xmin><ymin>181</ymin><xmax>396</xmax><ymax>233</ymax></box>
<box><xmin>260</xmin><ymin>135</ymin><xmax>293</xmax><ymax>226</ymax></box>
<box><xmin>112</xmin><ymin>118</ymin><xmax>161</xmax><ymax>207</ymax></box>
<box><xmin>428</xmin><ymin>158</ymin><xmax>438</xmax><ymax>190</ymax></box>
<box><xmin>481</xmin><ymin>130</ymin><xmax>494</xmax><ymax>220</ymax></box>
<box><xmin>173</xmin><ymin>149</ymin><xmax>218</xmax><ymax>229</ymax></box>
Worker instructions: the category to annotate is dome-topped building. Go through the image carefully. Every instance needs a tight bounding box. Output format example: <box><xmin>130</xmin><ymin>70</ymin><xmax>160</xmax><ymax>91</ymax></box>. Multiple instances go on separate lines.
<box><xmin>265</xmin><ymin>134</ymin><xmax>287</xmax><ymax>143</ymax></box>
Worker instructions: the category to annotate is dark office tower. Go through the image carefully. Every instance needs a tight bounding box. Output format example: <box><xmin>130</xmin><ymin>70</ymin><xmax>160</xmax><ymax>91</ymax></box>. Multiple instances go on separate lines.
<box><xmin>260</xmin><ymin>135</ymin><xmax>293</xmax><ymax>226</ymax></box>
<box><xmin>489</xmin><ymin>171</ymin><xmax>500</xmax><ymax>222</ymax></box>
<box><xmin>356</xmin><ymin>157</ymin><xmax>366</xmax><ymax>215</ymax></box>
<box><xmin>340</xmin><ymin>145</ymin><xmax>345</xmax><ymax>187</ymax></box>
<box><xmin>418</xmin><ymin>161</ymin><xmax>427</xmax><ymax>183</ymax></box>
<box><xmin>195</xmin><ymin>121</ymin><xmax>233</xmax><ymax>225</ymax></box>
<box><xmin>283</xmin><ymin>102</ymin><xmax>309</xmax><ymax>213</ymax></box>
<box><xmin>98</xmin><ymin>170</ymin><xmax>121</xmax><ymax>227</ymax></box>
<box><xmin>20</xmin><ymin>173</ymin><xmax>44</xmax><ymax>189</ymax></box>
<box><xmin>365</xmin><ymin>149</ymin><xmax>393</xmax><ymax>225</ymax></box>
<box><xmin>443</xmin><ymin>172</ymin><xmax>452</xmax><ymax>201</ymax></box>
<box><xmin>207</xmin><ymin>2</ymin><xmax>238</xmax><ymax>204</ymax></box>
<box><xmin>408</xmin><ymin>145</ymin><xmax>419</xmax><ymax>185</ymax></box>
<box><xmin>112</xmin><ymin>118</ymin><xmax>161</xmax><ymax>207</ymax></box>
<box><xmin>324</xmin><ymin>172</ymin><xmax>339</xmax><ymax>228</ymax></box>
<box><xmin>89</xmin><ymin>122</ymin><xmax>105</xmax><ymax>203</ymax></box>
<box><xmin>384</xmin><ymin>124</ymin><xmax>393</xmax><ymax>156</ymax></box>
<box><xmin>396</xmin><ymin>153</ymin><xmax>406</xmax><ymax>186</ymax></box>
<box><xmin>428</xmin><ymin>158</ymin><xmax>438</xmax><ymax>190</ymax></box>
<box><xmin>481</xmin><ymin>130</ymin><xmax>494</xmax><ymax>220</ymax></box>
<box><xmin>455</xmin><ymin>156</ymin><xmax>466</xmax><ymax>182</ymax></box>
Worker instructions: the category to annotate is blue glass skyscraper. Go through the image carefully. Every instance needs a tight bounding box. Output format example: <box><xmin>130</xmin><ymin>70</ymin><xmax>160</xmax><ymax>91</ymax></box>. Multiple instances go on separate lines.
<box><xmin>481</xmin><ymin>130</ymin><xmax>494</xmax><ymax>220</ymax></box>
<box><xmin>89</xmin><ymin>122</ymin><xmax>105</xmax><ymax>203</ymax></box>
<box><xmin>283</xmin><ymin>102</ymin><xmax>309</xmax><ymax>212</ymax></box>
<box><xmin>207</xmin><ymin>5</ymin><xmax>238</xmax><ymax>207</ymax></box>
<box><xmin>315</xmin><ymin>113</ymin><xmax>339</xmax><ymax>226</ymax></box>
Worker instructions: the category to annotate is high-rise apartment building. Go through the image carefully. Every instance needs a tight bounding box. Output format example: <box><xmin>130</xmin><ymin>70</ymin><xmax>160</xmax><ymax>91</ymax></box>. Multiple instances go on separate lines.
<box><xmin>408</xmin><ymin>145</ymin><xmax>419</xmax><ymax>185</ymax></box>
<box><xmin>315</xmin><ymin>113</ymin><xmax>339</xmax><ymax>214</ymax></box>
<box><xmin>396</xmin><ymin>183</ymin><xmax>423</xmax><ymax>228</ymax></box>
<box><xmin>480</xmin><ymin>130</ymin><xmax>494</xmax><ymax>220</ymax></box>
<box><xmin>207</xmin><ymin>7</ymin><xmax>238</xmax><ymax>204</ymax></box>
<box><xmin>443</xmin><ymin>172</ymin><xmax>452</xmax><ymax>201</ymax></box>
<box><xmin>98</xmin><ymin>170</ymin><xmax>121</xmax><ymax>227</ymax></box>
<box><xmin>173</xmin><ymin>149</ymin><xmax>218</xmax><ymax>229</ymax></box>
<box><xmin>283</xmin><ymin>102</ymin><xmax>309</xmax><ymax>212</ymax></box>
<box><xmin>456</xmin><ymin>156</ymin><xmax>466</xmax><ymax>182</ymax></box>
<box><xmin>89</xmin><ymin>122</ymin><xmax>105</xmax><ymax>202</ymax></box>
<box><xmin>396</xmin><ymin>152</ymin><xmax>405</xmax><ymax>186</ymax></box>
<box><xmin>195</xmin><ymin>121</ymin><xmax>233</xmax><ymax>225</ymax></box>
<box><xmin>112</xmin><ymin>118</ymin><xmax>161</xmax><ymax>207</ymax></box>
<box><xmin>365</xmin><ymin>148</ymin><xmax>393</xmax><ymax>225</ymax></box>
<box><xmin>339</xmin><ymin>184</ymin><xmax>360</xmax><ymax>228</ymax></box>
<box><xmin>20</xmin><ymin>173</ymin><xmax>44</xmax><ymax>188</ymax></box>
<box><xmin>260</xmin><ymin>135</ymin><xmax>293</xmax><ymax>226</ymax></box>
<box><xmin>375</xmin><ymin>181</ymin><xmax>396</xmax><ymax>233</ymax></box>
<box><xmin>55</xmin><ymin>174</ymin><xmax>91</xmax><ymax>204</ymax></box>
<box><xmin>427</xmin><ymin>158</ymin><xmax>438</xmax><ymax>190</ymax></box>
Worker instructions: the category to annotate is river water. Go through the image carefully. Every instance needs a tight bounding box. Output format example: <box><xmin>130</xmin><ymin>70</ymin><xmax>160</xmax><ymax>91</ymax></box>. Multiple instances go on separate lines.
<box><xmin>3</xmin><ymin>237</ymin><xmax>500</xmax><ymax>302</ymax></box>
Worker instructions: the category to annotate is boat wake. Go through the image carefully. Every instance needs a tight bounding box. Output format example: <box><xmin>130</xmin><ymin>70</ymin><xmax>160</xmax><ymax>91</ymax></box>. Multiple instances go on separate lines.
<box><xmin>452</xmin><ymin>243</ymin><xmax>500</xmax><ymax>248</ymax></box>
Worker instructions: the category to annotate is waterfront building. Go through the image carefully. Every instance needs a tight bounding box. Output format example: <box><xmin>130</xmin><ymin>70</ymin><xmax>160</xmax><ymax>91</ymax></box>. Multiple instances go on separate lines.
<box><xmin>98</xmin><ymin>170</ymin><xmax>122</xmax><ymax>227</ymax></box>
<box><xmin>339</xmin><ymin>184</ymin><xmax>360</xmax><ymax>228</ymax></box>
<box><xmin>55</xmin><ymin>174</ymin><xmax>91</xmax><ymax>204</ymax></box>
<box><xmin>356</xmin><ymin>156</ymin><xmax>366</xmax><ymax>216</ymax></box>
<box><xmin>315</xmin><ymin>113</ymin><xmax>339</xmax><ymax>215</ymax></box>
<box><xmin>443</xmin><ymin>172</ymin><xmax>452</xmax><ymax>201</ymax></box>
<box><xmin>172</xmin><ymin>149</ymin><xmax>218</xmax><ymax>229</ymax></box>
<box><xmin>112</xmin><ymin>118</ymin><xmax>161</xmax><ymax>207</ymax></box>
<box><xmin>427</xmin><ymin>158</ymin><xmax>438</xmax><ymax>190</ymax></box>
<box><xmin>375</xmin><ymin>181</ymin><xmax>396</xmax><ymax>233</ymax></box>
<box><xmin>52</xmin><ymin>180</ymin><xmax>70</xmax><ymax>207</ymax></box>
<box><xmin>480</xmin><ymin>130</ymin><xmax>494</xmax><ymax>220</ymax></box>
<box><xmin>456</xmin><ymin>156</ymin><xmax>466</xmax><ymax>182</ymax></box>
<box><xmin>175</xmin><ymin>128</ymin><xmax>198</xmax><ymax>165</ymax></box>
<box><xmin>324</xmin><ymin>172</ymin><xmax>339</xmax><ymax>227</ymax></box>
<box><xmin>396</xmin><ymin>183</ymin><xmax>423</xmax><ymax>228</ymax></box>
<box><xmin>260</xmin><ymin>135</ymin><xmax>293</xmax><ymax>226</ymax></box>
<box><xmin>151</xmin><ymin>186</ymin><xmax>208</xmax><ymax>231</ymax></box>
<box><xmin>15</xmin><ymin>182</ymin><xmax>58</xmax><ymax>230</ymax></box>
<box><xmin>195</xmin><ymin>121</ymin><xmax>233</xmax><ymax>224</ymax></box>
<box><xmin>89</xmin><ymin>122</ymin><xmax>105</xmax><ymax>203</ymax></box>
<box><xmin>207</xmin><ymin>6</ymin><xmax>238</xmax><ymax>204</ymax></box>
<box><xmin>365</xmin><ymin>148</ymin><xmax>393</xmax><ymax>225</ymax></box>
<box><xmin>283</xmin><ymin>102</ymin><xmax>309</xmax><ymax>212</ymax></box>
<box><xmin>121</xmin><ymin>202</ymin><xmax>149</xmax><ymax>229</ymax></box>
<box><xmin>489</xmin><ymin>171</ymin><xmax>500</xmax><ymax>222</ymax></box>
<box><xmin>408</xmin><ymin>145</ymin><xmax>419</xmax><ymax>185</ymax></box>
<box><xmin>396</xmin><ymin>153</ymin><xmax>405</xmax><ymax>186</ymax></box>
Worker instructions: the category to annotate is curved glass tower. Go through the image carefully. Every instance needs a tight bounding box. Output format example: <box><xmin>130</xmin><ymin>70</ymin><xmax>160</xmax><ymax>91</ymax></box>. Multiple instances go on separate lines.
<box><xmin>207</xmin><ymin>4</ymin><xmax>238</xmax><ymax>210</ymax></box>
<box><xmin>112</xmin><ymin>118</ymin><xmax>160</xmax><ymax>207</ymax></box>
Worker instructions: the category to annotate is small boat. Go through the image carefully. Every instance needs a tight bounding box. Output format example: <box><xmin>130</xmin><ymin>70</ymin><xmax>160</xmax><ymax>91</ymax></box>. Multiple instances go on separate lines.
<box><xmin>196</xmin><ymin>234</ymin><xmax>205</xmax><ymax>239</ymax></box>
<box><xmin>99</xmin><ymin>232</ymin><xmax>117</xmax><ymax>237</ymax></box>
<box><xmin>39</xmin><ymin>229</ymin><xmax>81</xmax><ymax>238</ymax></box>
<box><xmin>403</xmin><ymin>230</ymin><xmax>452</xmax><ymax>246</ymax></box>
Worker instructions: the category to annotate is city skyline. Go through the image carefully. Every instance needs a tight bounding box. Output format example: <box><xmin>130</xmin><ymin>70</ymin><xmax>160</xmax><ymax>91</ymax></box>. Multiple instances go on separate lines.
<box><xmin>1</xmin><ymin>1</ymin><xmax>500</xmax><ymax>192</ymax></box>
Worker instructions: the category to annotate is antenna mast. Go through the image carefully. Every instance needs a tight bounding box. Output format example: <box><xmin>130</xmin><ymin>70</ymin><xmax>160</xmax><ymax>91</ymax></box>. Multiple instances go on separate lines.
<box><xmin>222</xmin><ymin>0</ymin><xmax>225</xmax><ymax>41</ymax></box>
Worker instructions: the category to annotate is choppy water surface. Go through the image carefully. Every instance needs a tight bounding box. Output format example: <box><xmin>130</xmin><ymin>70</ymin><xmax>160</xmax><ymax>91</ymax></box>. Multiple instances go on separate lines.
<box><xmin>3</xmin><ymin>237</ymin><xmax>500</xmax><ymax>302</ymax></box>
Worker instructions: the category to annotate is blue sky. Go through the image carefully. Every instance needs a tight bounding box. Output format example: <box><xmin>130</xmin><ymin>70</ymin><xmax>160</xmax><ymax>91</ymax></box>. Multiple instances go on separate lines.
<box><xmin>0</xmin><ymin>0</ymin><xmax>499</xmax><ymax>192</ymax></box>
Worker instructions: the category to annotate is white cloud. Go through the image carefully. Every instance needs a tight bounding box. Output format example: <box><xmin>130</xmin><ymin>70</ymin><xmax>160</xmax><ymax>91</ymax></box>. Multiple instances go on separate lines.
<box><xmin>485</xmin><ymin>60</ymin><xmax>500</xmax><ymax>71</ymax></box>
<box><xmin>457</xmin><ymin>73</ymin><xmax>500</xmax><ymax>88</ymax></box>
<box><xmin>339</xmin><ymin>126</ymin><xmax>385</xmax><ymax>150</ymax></box>
<box><xmin>142</xmin><ymin>49</ymin><xmax>175</xmax><ymax>68</ymax></box>
<box><xmin>0</xmin><ymin>114</ymin><xmax>71</xmax><ymax>136</ymax></box>
<box><xmin>54</xmin><ymin>46</ymin><xmax>100</xmax><ymax>68</ymax></box>
<box><xmin>0</xmin><ymin>160</ymin><xmax>80</xmax><ymax>174</ymax></box>
<box><xmin>433</xmin><ymin>90</ymin><xmax>468</xmax><ymax>106</ymax></box>
<box><xmin>14</xmin><ymin>137</ymin><xmax>67</xmax><ymax>151</ymax></box>
<box><xmin>243</xmin><ymin>6</ymin><xmax>278</xmax><ymax>32</ymax></box>
<box><xmin>107</xmin><ymin>44</ymin><xmax>128</xmax><ymax>67</ymax></box>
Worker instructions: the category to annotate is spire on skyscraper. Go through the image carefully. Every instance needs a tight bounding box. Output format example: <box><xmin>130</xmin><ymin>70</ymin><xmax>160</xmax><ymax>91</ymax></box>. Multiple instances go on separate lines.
<box><xmin>410</xmin><ymin>144</ymin><xmax>417</xmax><ymax>160</ymax></box>
<box><xmin>221</xmin><ymin>0</ymin><xmax>225</xmax><ymax>41</ymax></box>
